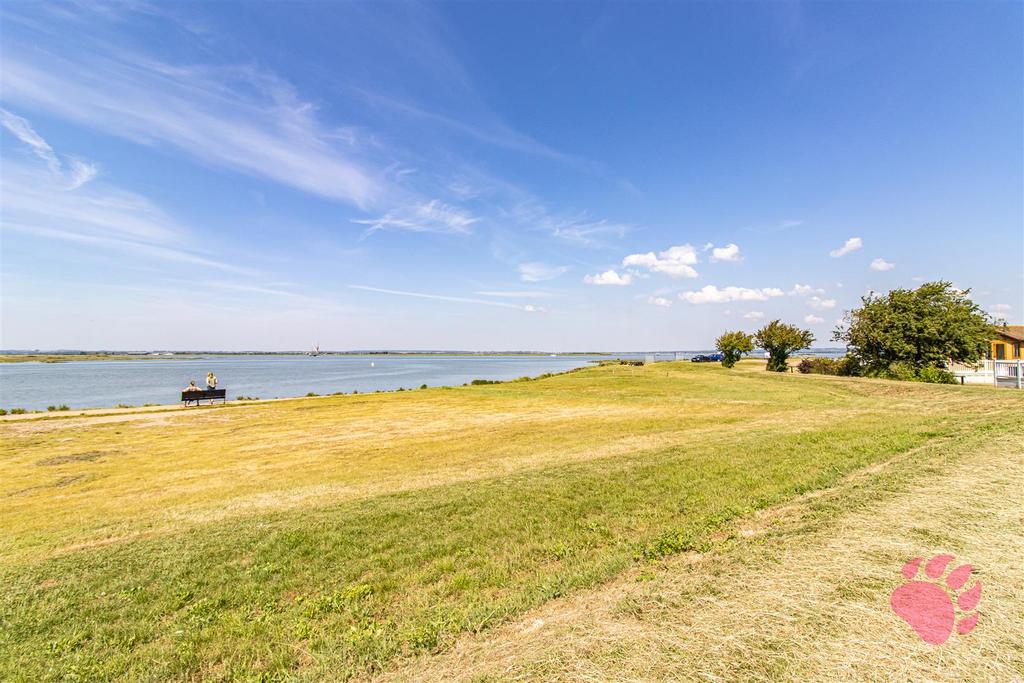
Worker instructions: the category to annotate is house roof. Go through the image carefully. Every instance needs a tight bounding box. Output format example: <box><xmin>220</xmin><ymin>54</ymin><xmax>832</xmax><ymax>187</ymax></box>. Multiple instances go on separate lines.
<box><xmin>995</xmin><ymin>324</ymin><xmax>1024</xmax><ymax>342</ymax></box>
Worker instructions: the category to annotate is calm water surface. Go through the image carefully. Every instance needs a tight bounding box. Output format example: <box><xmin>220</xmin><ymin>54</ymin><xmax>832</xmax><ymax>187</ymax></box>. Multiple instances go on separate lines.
<box><xmin>0</xmin><ymin>355</ymin><xmax>637</xmax><ymax>411</ymax></box>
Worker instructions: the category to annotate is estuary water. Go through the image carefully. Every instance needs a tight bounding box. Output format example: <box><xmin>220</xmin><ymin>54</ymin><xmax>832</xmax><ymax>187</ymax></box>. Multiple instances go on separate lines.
<box><xmin>0</xmin><ymin>354</ymin><xmax>634</xmax><ymax>411</ymax></box>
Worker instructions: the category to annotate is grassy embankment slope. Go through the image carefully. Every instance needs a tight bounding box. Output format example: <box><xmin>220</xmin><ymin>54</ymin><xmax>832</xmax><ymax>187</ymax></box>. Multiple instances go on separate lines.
<box><xmin>1</xmin><ymin>361</ymin><xmax>1021</xmax><ymax>681</ymax></box>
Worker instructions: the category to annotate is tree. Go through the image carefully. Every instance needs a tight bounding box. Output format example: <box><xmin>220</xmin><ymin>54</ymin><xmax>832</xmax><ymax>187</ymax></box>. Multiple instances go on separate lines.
<box><xmin>833</xmin><ymin>281</ymin><xmax>995</xmax><ymax>373</ymax></box>
<box><xmin>755</xmin><ymin>320</ymin><xmax>815</xmax><ymax>372</ymax></box>
<box><xmin>715</xmin><ymin>330</ymin><xmax>754</xmax><ymax>368</ymax></box>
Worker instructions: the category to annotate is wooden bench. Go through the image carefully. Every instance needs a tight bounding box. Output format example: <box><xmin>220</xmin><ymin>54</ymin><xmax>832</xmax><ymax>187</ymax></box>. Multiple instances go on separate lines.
<box><xmin>181</xmin><ymin>389</ymin><xmax>227</xmax><ymax>406</ymax></box>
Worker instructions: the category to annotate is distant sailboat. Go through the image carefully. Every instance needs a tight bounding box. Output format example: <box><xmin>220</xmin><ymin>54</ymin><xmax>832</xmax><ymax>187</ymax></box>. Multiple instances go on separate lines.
<box><xmin>307</xmin><ymin>344</ymin><xmax>322</xmax><ymax>357</ymax></box>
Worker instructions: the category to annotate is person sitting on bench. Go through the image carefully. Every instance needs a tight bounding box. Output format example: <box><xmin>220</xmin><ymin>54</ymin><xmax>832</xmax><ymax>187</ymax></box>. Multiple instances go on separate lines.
<box><xmin>206</xmin><ymin>372</ymin><xmax>218</xmax><ymax>390</ymax></box>
<box><xmin>184</xmin><ymin>380</ymin><xmax>202</xmax><ymax>393</ymax></box>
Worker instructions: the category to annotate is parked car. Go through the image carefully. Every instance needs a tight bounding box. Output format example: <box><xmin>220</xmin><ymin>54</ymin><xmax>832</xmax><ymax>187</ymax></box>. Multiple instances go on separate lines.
<box><xmin>690</xmin><ymin>353</ymin><xmax>724</xmax><ymax>363</ymax></box>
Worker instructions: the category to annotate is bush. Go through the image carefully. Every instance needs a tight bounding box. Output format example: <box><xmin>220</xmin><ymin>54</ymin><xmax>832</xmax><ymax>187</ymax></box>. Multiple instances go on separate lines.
<box><xmin>306</xmin><ymin>392</ymin><xmax>319</xmax><ymax>397</ymax></box>
<box><xmin>796</xmin><ymin>356</ymin><xmax>859</xmax><ymax>376</ymax></box>
<box><xmin>0</xmin><ymin>409</ymin><xmax>6</xmax><ymax>416</ymax></box>
<box><xmin>10</xmin><ymin>408</ymin><xmax>27</xmax><ymax>414</ymax></box>
<box><xmin>420</xmin><ymin>384</ymin><xmax>428</xmax><ymax>390</ymax></box>
<box><xmin>873</xmin><ymin>361</ymin><xmax>918</xmax><ymax>382</ymax></box>
<box><xmin>917</xmin><ymin>366</ymin><xmax>957</xmax><ymax>384</ymax></box>
<box><xmin>47</xmin><ymin>405</ymin><xmax>57</xmax><ymax>412</ymax></box>
<box><xmin>470</xmin><ymin>379</ymin><xmax>499</xmax><ymax>385</ymax></box>
<box><xmin>865</xmin><ymin>362</ymin><xmax>954</xmax><ymax>383</ymax></box>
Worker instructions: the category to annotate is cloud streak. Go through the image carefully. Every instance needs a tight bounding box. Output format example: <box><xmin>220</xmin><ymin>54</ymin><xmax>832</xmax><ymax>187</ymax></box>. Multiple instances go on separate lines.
<box><xmin>349</xmin><ymin>285</ymin><xmax>543</xmax><ymax>312</ymax></box>
<box><xmin>352</xmin><ymin>200</ymin><xmax>479</xmax><ymax>235</ymax></box>
<box><xmin>1</xmin><ymin>54</ymin><xmax>380</xmax><ymax>207</ymax></box>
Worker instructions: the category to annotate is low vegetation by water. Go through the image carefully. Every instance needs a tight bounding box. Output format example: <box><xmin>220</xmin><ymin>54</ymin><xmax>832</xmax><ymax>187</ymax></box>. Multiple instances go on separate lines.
<box><xmin>0</xmin><ymin>354</ymin><xmax>167</xmax><ymax>364</ymax></box>
<box><xmin>1</xmin><ymin>361</ymin><xmax>1020</xmax><ymax>681</ymax></box>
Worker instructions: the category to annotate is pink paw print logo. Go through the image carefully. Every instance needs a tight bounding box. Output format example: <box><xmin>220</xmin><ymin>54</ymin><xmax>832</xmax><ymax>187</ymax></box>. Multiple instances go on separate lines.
<box><xmin>890</xmin><ymin>554</ymin><xmax>981</xmax><ymax>645</ymax></box>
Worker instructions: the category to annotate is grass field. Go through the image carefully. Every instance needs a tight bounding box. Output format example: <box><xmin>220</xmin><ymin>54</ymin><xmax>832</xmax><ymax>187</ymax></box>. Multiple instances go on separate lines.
<box><xmin>1</xmin><ymin>361</ymin><xmax>1021</xmax><ymax>681</ymax></box>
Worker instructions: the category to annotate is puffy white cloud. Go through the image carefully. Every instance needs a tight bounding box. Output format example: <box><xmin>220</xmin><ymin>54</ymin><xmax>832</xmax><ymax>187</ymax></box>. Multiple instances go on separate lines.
<box><xmin>830</xmin><ymin>237</ymin><xmax>863</xmax><ymax>258</ymax></box>
<box><xmin>518</xmin><ymin>262</ymin><xmax>569</xmax><ymax>282</ymax></box>
<box><xmin>804</xmin><ymin>314</ymin><xmax>825</xmax><ymax>324</ymax></box>
<box><xmin>584</xmin><ymin>269</ymin><xmax>633</xmax><ymax>286</ymax></box>
<box><xmin>743</xmin><ymin>311</ymin><xmax>765</xmax><ymax>320</ymax></box>
<box><xmin>808</xmin><ymin>296</ymin><xmax>837</xmax><ymax>310</ymax></box>
<box><xmin>648</xmin><ymin>296</ymin><xmax>673</xmax><ymax>307</ymax></box>
<box><xmin>622</xmin><ymin>244</ymin><xmax>699</xmax><ymax>278</ymax></box>
<box><xmin>790</xmin><ymin>283</ymin><xmax>825</xmax><ymax>296</ymax></box>
<box><xmin>678</xmin><ymin>285</ymin><xmax>785</xmax><ymax>304</ymax></box>
<box><xmin>709</xmin><ymin>243</ymin><xmax>742</xmax><ymax>263</ymax></box>
<box><xmin>869</xmin><ymin>258</ymin><xmax>895</xmax><ymax>271</ymax></box>
<box><xmin>990</xmin><ymin>303</ymin><xmax>1011</xmax><ymax>315</ymax></box>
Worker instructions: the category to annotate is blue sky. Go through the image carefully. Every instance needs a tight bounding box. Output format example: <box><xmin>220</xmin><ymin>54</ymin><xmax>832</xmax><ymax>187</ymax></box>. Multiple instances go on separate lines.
<box><xmin>1</xmin><ymin>1</ymin><xmax>1021</xmax><ymax>351</ymax></box>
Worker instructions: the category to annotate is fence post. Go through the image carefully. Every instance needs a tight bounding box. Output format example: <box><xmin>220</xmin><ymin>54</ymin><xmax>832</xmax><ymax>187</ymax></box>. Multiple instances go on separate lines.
<box><xmin>1018</xmin><ymin>359</ymin><xmax>1022</xmax><ymax>389</ymax></box>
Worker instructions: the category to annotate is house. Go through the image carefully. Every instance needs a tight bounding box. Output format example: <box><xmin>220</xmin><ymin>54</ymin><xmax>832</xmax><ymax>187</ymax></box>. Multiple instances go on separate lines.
<box><xmin>949</xmin><ymin>324</ymin><xmax>1023</xmax><ymax>387</ymax></box>
<box><xmin>990</xmin><ymin>324</ymin><xmax>1023</xmax><ymax>360</ymax></box>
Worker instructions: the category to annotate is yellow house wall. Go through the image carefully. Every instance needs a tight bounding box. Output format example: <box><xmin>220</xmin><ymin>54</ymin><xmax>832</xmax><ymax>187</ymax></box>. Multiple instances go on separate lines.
<box><xmin>991</xmin><ymin>339</ymin><xmax>1022</xmax><ymax>360</ymax></box>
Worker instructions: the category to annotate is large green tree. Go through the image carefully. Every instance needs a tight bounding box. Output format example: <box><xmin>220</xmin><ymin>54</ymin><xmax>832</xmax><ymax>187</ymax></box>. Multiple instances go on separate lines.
<box><xmin>715</xmin><ymin>330</ymin><xmax>754</xmax><ymax>368</ymax></box>
<box><xmin>833</xmin><ymin>281</ymin><xmax>995</xmax><ymax>373</ymax></box>
<box><xmin>755</xmin><ymin>320</ymin><xmax>815</xmax><ymax>372</ymax></box>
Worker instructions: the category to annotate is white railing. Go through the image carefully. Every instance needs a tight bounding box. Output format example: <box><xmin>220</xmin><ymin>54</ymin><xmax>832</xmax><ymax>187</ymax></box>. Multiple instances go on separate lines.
<box><xmin>948</xmin><ymin>359</ymin><xmax>1023</xmax><ymax>388</ymax></box>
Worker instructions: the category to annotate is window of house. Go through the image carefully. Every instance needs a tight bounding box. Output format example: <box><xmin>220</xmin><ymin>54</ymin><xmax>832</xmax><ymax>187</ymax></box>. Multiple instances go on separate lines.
<box><xmin>995</xmin><ymin>343</ymin><xmax>1006</xmax><ymax>360</ymax></box>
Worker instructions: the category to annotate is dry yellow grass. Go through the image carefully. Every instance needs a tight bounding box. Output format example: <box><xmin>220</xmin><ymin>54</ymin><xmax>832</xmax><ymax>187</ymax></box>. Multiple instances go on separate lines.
<box><xmin>375</xmin><ymin>432</ymin><xmax>1024</xmax><ymax>682</ymax></box>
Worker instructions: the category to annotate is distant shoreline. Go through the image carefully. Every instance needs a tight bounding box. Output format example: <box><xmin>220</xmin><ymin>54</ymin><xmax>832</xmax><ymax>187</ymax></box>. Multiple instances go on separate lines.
<box><xmin>0</xmin><ymin>348</ymin><xmax>849</xmax><ymax>363</ymax></box>
<box><xmin>0</xmin><ymin>351</ymin><xmax>612</xmax><ymax>363</ymax></box>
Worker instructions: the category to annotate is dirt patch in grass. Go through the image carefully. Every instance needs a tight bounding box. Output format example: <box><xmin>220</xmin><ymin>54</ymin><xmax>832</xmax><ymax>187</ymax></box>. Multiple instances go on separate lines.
<box><xmin>35</xmin><ymin>451</ymin><xmax>108</xmax><ymax>466</ymax></box>
<box><xmin>8</xmin><ymin>474</ymin><xmax>88</xmax><ymax>497</ymax></box>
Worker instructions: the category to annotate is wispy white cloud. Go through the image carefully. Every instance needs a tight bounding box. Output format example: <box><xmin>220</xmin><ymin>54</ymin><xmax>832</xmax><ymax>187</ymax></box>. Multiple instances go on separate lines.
<box><xmin>351</xmin><ymin>200</ymin><xmax>479</xmax><ymax>235</ymax></box>
<box><xmin>7</xmin><ymin>222</ymin><xmax>253</xmax><ymax>274</ymax></box>
<box><xmin>518</xmin><ymin>262</ymin><xmax>569</xmax><ymax>283</ymax></box>
<box><xmin>476</xmin><ymin>290</ymin><xmax>559</xmax><ymax>299</ymax></box>
<box><xmin>623</xmin><ymin>244</ymin><xmax>699</xmax><ymax>278</ymax></box>
<box><xmin>648</xmin><ymin>296</ymin><xmax>673</xmax><ymax>307</ymax></box>
<box><xmin>989</xmin><ymin>303</ymin><xmax>1011</xmax><ymax>315</ymax></box>
<box><xmin>869</xmin><ymin>258</ymin><xmax>895</xmax><ymax>272</ymax></box>
<box><xmin>1</xmin><ymin>107</ymin><xmax>60</xmax><ymax>173</ymax></box>
<box><xmin>1</xmin><ymin>53</ymin><xmax>380</xmax><ymax>207</ymax></box>
<box><xmin>807</xmin><ymin>296</ymin><xmax>837</xmax><ymax>310</ymax></box>
<box><xmin>584</xmin><ymin>270</ymin><xmax>633</xmax><ymax>286</ymax></box>
<box><xmin>1</xmin><ymin>108</ymin><xmax>98</xmax><ymax>189</ymax></box>
<box><xmin>2</xmin><ymin>112</ymin><xmax>246</xmax><ymax>274</ymax></box>
<box><xmin>679</xmin><ymin>285</ymin><xmax>784</xmax><ymax>304</ymax></box>
<box><xmin>804</xmin><ymin>314</ymin><xmax>825</xmax><ymax>324</ymax></box>
<box><xmin>507</xmin><ymin>200</ymin><xmax>629</xmax><ymax>247</ymax></box>
<box><xmin>743</xmin><ymin>311</ymin><xmax>765</xmax><ymax>319</ymax></box>
<box><xmin>349</xmin><ymin>285</ymin><xmax>542</xmax><ymax>312</ymax></box>
<box><xmin>708</xmin><ymin>243</ymin><xmax>742</xmax><ymax>263</ymax></box>
<box><xmin>829</xmin><ymin>236</ymin><xmax>863</xmax><ymax>258</ymax></box>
